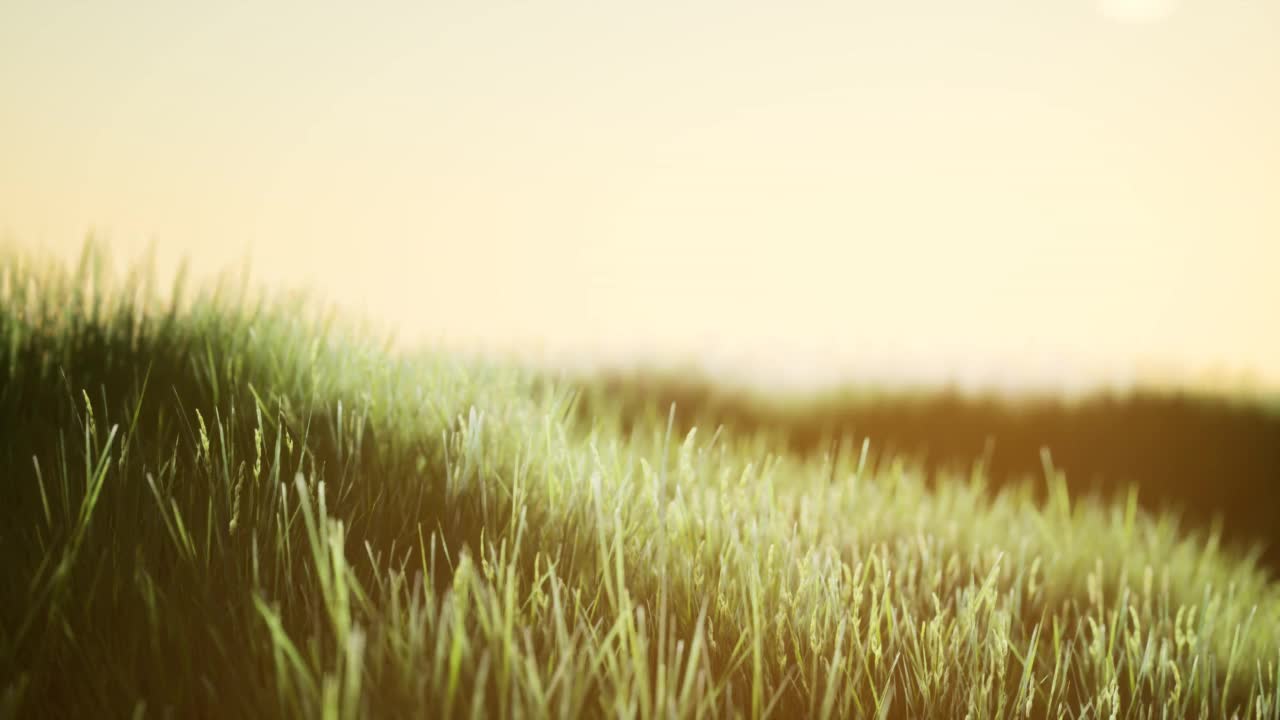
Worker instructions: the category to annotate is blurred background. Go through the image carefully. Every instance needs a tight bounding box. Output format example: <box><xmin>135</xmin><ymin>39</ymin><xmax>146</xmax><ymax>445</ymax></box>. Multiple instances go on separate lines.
<box><xmin>2</xmin><ymin>0</ymin><xmax>1277</xmax><ymax>393</ymax></box>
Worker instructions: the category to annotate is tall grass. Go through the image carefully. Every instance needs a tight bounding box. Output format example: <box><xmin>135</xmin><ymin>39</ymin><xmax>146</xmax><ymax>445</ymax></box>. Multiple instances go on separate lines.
<box><xmin>574</xmin><ymin>370</ymin><xmax>1280</xmax><ymax>572</ymax></box>
<box><xmin>2</xmin><ymin>246</ymin><xmax>1278</xmax><ymax>718</ymax></box>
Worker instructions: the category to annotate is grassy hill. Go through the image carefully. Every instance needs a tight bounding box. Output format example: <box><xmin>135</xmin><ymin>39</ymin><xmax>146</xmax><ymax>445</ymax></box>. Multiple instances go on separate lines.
<box><xmin>3</xmin><ymin>250</ymin><xmax>1279</xmax><ymax>718</ymax></box>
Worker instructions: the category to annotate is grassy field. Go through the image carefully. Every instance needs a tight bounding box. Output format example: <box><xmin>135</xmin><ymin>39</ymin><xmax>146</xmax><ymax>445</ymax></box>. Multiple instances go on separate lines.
<box><xmin>3</xmin><ymin>249</ymin><xmax>1280</xmax><ymax>718</ymax></box>
<box><xmin>572</xmin><ymin>371</ymin><xmax>1280</xmax><ymax>572</ymax></box>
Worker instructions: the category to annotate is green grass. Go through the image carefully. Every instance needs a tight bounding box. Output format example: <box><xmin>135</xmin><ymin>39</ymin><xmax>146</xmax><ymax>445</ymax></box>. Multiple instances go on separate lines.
<box><xmin>571</xmin><ymin>369</ymin><xmax>1280</xmax><ymax>573</ymax></box>
<box><xmin>2</xmin><ymin>247</ymin><xmax>1279</xmax><ymax>718</ymax></box>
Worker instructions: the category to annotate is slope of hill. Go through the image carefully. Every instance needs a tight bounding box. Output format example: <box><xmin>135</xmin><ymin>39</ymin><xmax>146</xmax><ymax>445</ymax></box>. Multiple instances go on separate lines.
<box><xmin>2</xmin><ymin>251</ymin><xmax>1278</xmax><ymax>718</ymax></box>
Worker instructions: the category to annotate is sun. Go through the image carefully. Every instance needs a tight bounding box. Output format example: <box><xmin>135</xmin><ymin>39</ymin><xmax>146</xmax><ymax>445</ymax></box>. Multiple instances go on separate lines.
<box><xmin>1098</xmin><ymin>0</ymin><xmax>1176</xmax><ymax>23</ymax></box>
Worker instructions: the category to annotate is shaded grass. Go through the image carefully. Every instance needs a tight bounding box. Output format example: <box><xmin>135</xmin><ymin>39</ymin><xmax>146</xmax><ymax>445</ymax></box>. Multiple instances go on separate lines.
<box><xmin>2</xmin><ymin>246</ymin><xmax>1279</xmax><ymax>718</ymax></box>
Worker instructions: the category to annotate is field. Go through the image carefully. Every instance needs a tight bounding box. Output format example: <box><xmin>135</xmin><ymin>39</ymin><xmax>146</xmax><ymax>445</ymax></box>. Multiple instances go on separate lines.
<box><xmin>3</xmin><ymin>249</ymin><xmax>1280</xmax><ymax>718</ymax></box>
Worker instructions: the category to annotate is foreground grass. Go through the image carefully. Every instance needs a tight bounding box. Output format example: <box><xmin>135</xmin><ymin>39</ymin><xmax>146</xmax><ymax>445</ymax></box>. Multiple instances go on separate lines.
<box><xmin>2</xmin><ymin>251</ymin><xmax>1279</xmax><ymax>718</ymax></box>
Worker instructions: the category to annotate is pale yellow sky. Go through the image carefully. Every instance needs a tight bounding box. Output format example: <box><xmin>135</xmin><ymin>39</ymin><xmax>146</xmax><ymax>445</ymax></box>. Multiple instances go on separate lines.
<box><xmin>2</xmin><ymin>0</ymin><xmax>1277</xmax><ymax>390</ymax></box>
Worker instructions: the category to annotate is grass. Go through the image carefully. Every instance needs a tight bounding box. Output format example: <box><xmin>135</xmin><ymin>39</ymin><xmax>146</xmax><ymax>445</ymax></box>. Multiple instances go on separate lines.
<box><xmin>2</xmin><ymin>246</ymin><xmax>1279</xmax><ymax>718</ymax></box>
<box><xmin>571</xmin><ymin>369</ymin><xmax>1280</xmax><ymax>572</ymax></box>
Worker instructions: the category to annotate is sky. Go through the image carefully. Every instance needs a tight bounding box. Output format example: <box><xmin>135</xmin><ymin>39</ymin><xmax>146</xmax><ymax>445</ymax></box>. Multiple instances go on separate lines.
<box><xmin>2</xmin><ymin>0</ymin><xmax>1277</xmax><ymax>391</ymax></box>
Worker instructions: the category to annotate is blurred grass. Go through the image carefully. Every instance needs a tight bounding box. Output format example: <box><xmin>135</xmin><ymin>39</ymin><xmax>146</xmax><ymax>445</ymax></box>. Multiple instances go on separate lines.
<box><xmin>572</xmin><ymin>369</ymin><xmax>1280</xmax><ymax>571</ymax></box>
<box><xmin>2</xmin><ymin>244</ymin><xmax>1279</xmax><ymax>718</ymax></box>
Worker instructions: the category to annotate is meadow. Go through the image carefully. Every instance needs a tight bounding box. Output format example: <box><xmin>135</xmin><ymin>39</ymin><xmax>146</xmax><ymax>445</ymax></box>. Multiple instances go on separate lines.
<box><xmin>573</xmin><ymin>371</ymin><xmax>1280</xmax><ymax>572</ymax></box>
<box><xmin>3</xmin><ymin>248</ymin><xmax>1279</xmax><ymax>718</ymax></box>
